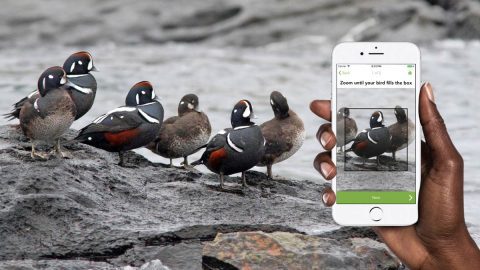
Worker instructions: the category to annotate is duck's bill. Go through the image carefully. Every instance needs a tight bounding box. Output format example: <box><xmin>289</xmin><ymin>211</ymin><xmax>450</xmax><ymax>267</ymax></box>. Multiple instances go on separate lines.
<box><xmin>90</xmin><ymin>65</ymin><xmax>99</xmax><ymax>72</ymax></box>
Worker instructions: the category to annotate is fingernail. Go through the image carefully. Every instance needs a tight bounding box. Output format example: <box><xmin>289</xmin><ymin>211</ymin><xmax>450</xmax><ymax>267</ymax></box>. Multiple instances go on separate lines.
<box><xmin>320</xmin><ymin>162</ymin><xmax>332</xmax><ymax>178</ymax></box>
<box><xmin>424</xmin><ymin>82</ymin><xmax>435</xmax><ymax>103</ymax></box>
<box><xmin>320</xmin><ymin>132</ymin><xmax>332</xmax><ymax>147</ymax></box>
<box><xmin>322</xmin><ymin>193</ymin><xmax>330</xmax><ymax>204</ymax></box>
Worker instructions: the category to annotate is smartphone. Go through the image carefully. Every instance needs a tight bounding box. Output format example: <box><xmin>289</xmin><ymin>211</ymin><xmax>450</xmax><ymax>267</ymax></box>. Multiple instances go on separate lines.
<box><xmin>331</xmin><ymin>42</ymin><xmax>421</xmax><ymax>226</ymax></box>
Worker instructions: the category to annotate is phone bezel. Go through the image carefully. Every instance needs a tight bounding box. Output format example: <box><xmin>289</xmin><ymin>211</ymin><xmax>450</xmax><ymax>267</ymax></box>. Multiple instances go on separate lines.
<box><xmin>331</xmin><ymin>42</ymin><xmax>421</xmax><ymax>226</ymax></box>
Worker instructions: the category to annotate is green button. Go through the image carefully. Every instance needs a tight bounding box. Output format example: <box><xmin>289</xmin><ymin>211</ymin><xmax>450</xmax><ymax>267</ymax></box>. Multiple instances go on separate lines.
<box><xmin>336</xmin><ymin>191</ymin><xmax>416</xmax><ymax>204</ymax></box>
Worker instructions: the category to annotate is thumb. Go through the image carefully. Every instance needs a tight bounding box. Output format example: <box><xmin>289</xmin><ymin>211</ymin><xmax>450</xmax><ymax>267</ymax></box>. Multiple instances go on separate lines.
<box><xmin>419</xmin><ymin>82</ymin><xmax>462</xmax><ymax>170</ymax></box>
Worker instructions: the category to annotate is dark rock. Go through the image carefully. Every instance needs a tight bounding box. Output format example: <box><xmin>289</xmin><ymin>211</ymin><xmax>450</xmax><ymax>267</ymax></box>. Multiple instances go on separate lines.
<box><xmin>202</xmin><ymin>231</ymin><xmax>400</xmax><ymax>270</ymax></box>
<box><xmin>0</xmin><ymin>125</ymin><xmax>332</xmax><ymax>269</ymax></box>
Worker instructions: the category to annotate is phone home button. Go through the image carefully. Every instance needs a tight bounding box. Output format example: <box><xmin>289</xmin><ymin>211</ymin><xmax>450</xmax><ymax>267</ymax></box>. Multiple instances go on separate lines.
<box><xmin>369</xmin><ymin>207</ymin><xmax>383</xmax><ymax>221</ymax></box>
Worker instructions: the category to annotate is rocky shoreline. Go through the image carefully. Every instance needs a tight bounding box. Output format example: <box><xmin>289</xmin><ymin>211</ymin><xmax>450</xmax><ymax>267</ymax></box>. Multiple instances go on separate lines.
<box><xmin>0</xmin><ymin>125</ymin><xmax>401</xmax><ymax>269</ymax></box>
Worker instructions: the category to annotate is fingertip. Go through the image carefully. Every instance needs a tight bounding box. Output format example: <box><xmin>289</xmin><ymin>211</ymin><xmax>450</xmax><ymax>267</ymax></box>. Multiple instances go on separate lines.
<box><xmin>316</xmin><ymin>124</ymin><xmax>336</xmax><ymax>150</ymax></box>
<box><xmin>309</xmin><ymin>100</ymin><xmax>320</xmax><ymax>111</ymax></box>
<box><xmin>310</xmin><ymin>100</ymin><xmax>332</xmax><ymax>121</ymax></box>
<box><xmin>322</xmin><ymin>189</ymin><xmax>336</xmax><ymax>206</ymax></box>
<box><xmin>313</xmin><ymin>152</ymin><xmax>336</xmax><ymax>180</ymax></box>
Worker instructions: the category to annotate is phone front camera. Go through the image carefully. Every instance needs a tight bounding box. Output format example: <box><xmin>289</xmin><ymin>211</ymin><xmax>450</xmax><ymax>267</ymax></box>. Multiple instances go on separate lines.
<box><xmin>360</xmin><ymin>52</ymin><xmax>364</xmax><ymax>55</ymax></box>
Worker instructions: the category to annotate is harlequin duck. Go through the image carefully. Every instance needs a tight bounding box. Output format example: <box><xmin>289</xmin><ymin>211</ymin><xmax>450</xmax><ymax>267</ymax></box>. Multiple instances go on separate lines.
<box><xmin>191</xmin><ymin>100</ymin><xmax>265</xmax><ymax>188</ymax></box>
<box><xmin>147</xmin><ymin>94</ymin><xmax>211</xmax><ymax>167</ymax></box>
<box><xmin>348</xmin><ymin>111</ymin><xmax>391</xmax><ymax>166</ymax></box>
<box><xmin>387</xmin><ymin>106</ymin><xmax>414</xmax><ymax>161</ymax></box>
<box><xmin>75</xmin><ymin>81</ymin><xmax>164</xmax><ymax>166</ymax></box>
<box><xmin>257</xmin><ymin>91</ymin><xmax>305</xmax><ymax>179</ymax></box>
<box><xmin>336</xmin><ymin>107</ymin><xmax>358</xmax><ymax>152</ymax></box>
<box><xmin>5</xmin><ymin>51</ymin><xmax>98</xmax><ymax>121</ymax></box>
<box><xmin>19</xmin><ymin>66</ymin><xmax>76</xmax><ymax>159</ymax></box>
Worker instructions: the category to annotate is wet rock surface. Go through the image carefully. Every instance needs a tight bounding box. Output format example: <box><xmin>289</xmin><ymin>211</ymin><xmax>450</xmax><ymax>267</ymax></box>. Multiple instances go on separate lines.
<box><xmin>0</xmin><ymin>125</ymin><xmax>402</xmax><ymax>269</ymax></box>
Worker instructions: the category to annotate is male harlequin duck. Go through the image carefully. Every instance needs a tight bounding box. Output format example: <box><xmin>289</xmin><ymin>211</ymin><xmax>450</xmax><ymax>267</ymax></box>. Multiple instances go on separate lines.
<box><xmin>191</xmin><ymin>100</ymin><xmax>265</xmax><ymax>188</ymax></box>
<box><xmin>257</xmin><ymin>91</ymin><xmax>305</xmax><ymax>179</ymax></box>
<box><xmin>75</xmin><ymin>81</ymin><xmax>163</xmax><ymax>166</ymax></box>
<box><xmin>19</xmin><ymin>66</ymin><xmax>76</xmax><ymax>159</ymax></box>
<box><xmin>348</xmin><ymin>111</ymin><xmax>391</xmax><ymax>166</ymax></box>
<box><xmin>5</xmin><ymin>51</ymin><xmax>98</xmax><ymax>121</ymax></box>
<box><xmin>336</xmin><ymin>107</ymin><xmax>357</xmax><ymax>152</ymax></box>
<box><xmin>387</xmin><ymin>106</ymin><xmax>414</xmax><ymax>161</ymax></box>
<box><xmin>147</xmin><ymin>94</ymin><xmax>211</xmax><ymax>167</ymax></box>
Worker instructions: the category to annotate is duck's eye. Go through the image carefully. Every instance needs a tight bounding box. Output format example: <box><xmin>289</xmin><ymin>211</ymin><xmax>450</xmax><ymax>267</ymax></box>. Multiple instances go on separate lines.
<box><xmin>78</xmin><ymin>60</ymin><xmax>83</xmax><ymax>65</ymax></box>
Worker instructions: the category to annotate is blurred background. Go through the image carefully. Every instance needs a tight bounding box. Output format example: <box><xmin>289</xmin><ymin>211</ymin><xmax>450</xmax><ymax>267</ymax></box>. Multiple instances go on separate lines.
<box><xmin>0</xmin><ymin>0</ymin><xmax>478</xmax><ymax>231</ymax></box>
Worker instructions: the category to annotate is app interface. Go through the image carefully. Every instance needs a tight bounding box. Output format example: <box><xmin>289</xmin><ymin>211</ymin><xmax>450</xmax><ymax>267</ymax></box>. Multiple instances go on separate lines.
<box><xmin>336</xmin><ymin>64</ymin><xmax>416</xmax><ymax>204</ymax></box>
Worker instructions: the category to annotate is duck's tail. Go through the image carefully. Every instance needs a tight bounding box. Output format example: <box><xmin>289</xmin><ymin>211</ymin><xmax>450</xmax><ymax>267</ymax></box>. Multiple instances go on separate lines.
<box><xmin>192</xmin><ymin>143</ymin><xmax>207</xmax><ymax>153</ymax></box>
<box><xmin>190</xmin><ymin>158</ymin><xmax>204</xmax><ymax>166</ymax></box>
<box><xmin>3</xmin><ymin>96</ymin><xmax>29</xmax><ymax>121</ymax></box>
<box><xmin>3</xmin><ymin>107</ymin><xmax>22</xmax><ymax>121</ymax></box>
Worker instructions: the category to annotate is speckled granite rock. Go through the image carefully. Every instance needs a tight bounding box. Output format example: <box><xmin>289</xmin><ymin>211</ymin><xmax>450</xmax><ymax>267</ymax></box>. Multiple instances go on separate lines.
<box><xmin>202</xmin><ymin>231</ymin><xmax>400</xmax><ymax>270</ymax></box>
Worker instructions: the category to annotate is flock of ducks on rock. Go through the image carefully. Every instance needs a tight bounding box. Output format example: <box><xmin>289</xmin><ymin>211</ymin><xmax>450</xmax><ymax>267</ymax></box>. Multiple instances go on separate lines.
<box><xmin>337</xmin><ymin>106</ymin><xmax>414</xmax><ymax>166</ymax></box>
<box><xmin>4</xmin><ymin>52</ymin><xmax>306</xmax><ymax>189</ymax></box>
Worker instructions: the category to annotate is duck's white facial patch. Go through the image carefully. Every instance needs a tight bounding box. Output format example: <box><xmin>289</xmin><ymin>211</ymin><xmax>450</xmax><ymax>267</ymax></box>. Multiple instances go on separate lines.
<box><xmin>60</xmin><ymin>76</ymin><xmax>67</xmax><ymax>85</ymax></box>
<box><xmin>188</xmin><ymin>103</ymin><xmax>194</xmax><ymax>110</ymax></box>
<box><xmin>270</xmin><ymin>99</ymin><xmax>274</xmax><ymax>105</ymax></box>
<box><xmin>242</xmin><ymin>101</ymin><xmax>251</xmax><ymax>118</ymax></box>
<box><xmin>141</xmin><ymin>91</ymin><xmax>146</xmax><ymax>95</ymax></box>
<box><xmin>136</xmin><ymin>94</ymin><xmax>140</xmax><ymax>105</ymax></box>
<box><xmin>180</xmin><ymin>101</ymin><xmax>185</xmax><ymax>105</ymax></box>
<box><xmin>87</xmin><ymin>60</ymin><xmax>93</xmax><ymax>70</ymax></box>
<box><xmin>70</xmin><ymin>62</ymin><xmax>76</xmax><ymax>73</ymax></box>
<box><xmin>88</xmin><ymin>137</ymin><xmax>92</xmax><ymax>141</ymax></box>
<box><xmin>151</xmin><ymin>91</ymin><xmax>155</xmax><ymax>99</ymax></box>
<box><xmin>42</xmin><ymin>78</ymin><xmax>46</xmax><ymax>90</ymax></box>
<box><xmin>233</xmin><ymin>109</ymin><xmax>237</xmax><ymax>113</ymax></box>
<box><xmin>48</xmin><ymin>75</ymin><xmax>54</xmax><ymax>79</ymax></box>
<box><xmin>377</xmin><ymin>113</ymin><xmax>383</xmax><ymax>122</ymax></box>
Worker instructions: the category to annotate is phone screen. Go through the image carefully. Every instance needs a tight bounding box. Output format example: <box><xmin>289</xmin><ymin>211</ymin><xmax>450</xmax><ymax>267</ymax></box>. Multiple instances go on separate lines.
<box><xmin>335</xmin><ymin>64</ymin><xmax>416</xmax><ymax>204</ymax></box>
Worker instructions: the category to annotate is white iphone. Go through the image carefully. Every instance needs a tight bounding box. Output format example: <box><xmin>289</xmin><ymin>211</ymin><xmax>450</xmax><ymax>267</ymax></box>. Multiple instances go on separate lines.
<box><xmin>331</xmin><ymin>42</ymin><xmax>421</xmax><ymax>226</ymax></box>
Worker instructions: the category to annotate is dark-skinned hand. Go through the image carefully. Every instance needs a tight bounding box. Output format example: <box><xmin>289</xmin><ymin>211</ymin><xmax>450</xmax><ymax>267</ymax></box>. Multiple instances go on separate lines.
<box><xmin>310</xmin><ymin>83</ymin><xmax>480</xmax><ymax>269</ymax></box>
